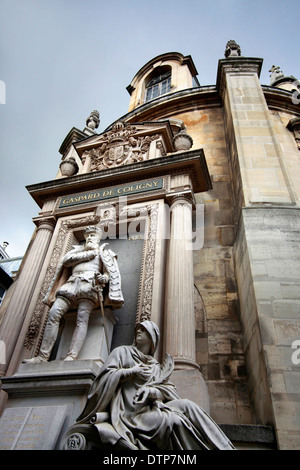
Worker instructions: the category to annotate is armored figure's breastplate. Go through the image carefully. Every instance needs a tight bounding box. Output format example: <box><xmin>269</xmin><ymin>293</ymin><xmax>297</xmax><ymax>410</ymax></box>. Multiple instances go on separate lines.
<box><xmin>72</xmin><ymin>252</ymin><xmax>102</xmax><ymax>277</ymax></box>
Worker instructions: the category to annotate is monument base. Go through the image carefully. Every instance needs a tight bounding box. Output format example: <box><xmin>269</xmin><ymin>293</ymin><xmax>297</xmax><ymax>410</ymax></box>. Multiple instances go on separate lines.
<box><xmin>0</xmin><ymin>360</ymin><xmax>101</xmax><ymax>450</ymax></box>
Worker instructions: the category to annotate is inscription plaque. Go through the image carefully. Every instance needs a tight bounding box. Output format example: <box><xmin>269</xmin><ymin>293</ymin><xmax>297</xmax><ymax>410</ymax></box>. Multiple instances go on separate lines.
<box><xmin>0</xmin><ymin>405</ymin><xmax>68</xmax><ymax>450</ymax></box>
<box><xmin>58</xmin><ymin>178</ymin><xmax>163</xmax><ymax>208</ymax></box>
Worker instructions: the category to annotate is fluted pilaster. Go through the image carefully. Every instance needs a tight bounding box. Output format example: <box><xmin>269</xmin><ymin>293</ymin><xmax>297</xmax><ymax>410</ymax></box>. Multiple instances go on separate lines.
<box><xmin>0</xmin><ymin>217</ymin><xmax>56</xmax><ymax>377</ymax></box>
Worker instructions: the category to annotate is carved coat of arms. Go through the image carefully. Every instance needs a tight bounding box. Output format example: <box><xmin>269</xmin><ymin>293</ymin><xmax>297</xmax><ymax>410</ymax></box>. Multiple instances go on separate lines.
<box><xmin>80</xmin><ymin>122</ymin><xmax>167</xmax><ymax>172</ymax></box>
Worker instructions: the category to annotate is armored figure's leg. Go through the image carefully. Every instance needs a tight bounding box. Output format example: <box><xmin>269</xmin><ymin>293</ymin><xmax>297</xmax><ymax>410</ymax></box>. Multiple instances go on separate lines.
<box><xmin>64</xmin><ymin>299</ymin><xmax>94</xmax><ymax>360</ymax></box>
<box><xmin>23</xmin><ymin>296</ymin><xmax>70</xmax><ymax>363</ymax></box>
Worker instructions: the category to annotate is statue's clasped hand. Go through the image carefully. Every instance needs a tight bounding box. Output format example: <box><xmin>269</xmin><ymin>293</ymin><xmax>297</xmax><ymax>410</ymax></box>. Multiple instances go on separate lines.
<box><xmin>133</xmin><ymin>386</ymin><xmax>163</xmax><ymax>405</ymax></box>
<box><xmin>129</xmin><ymin>363</ymin><xmax>152</xmax><ymax>381</ymax></box>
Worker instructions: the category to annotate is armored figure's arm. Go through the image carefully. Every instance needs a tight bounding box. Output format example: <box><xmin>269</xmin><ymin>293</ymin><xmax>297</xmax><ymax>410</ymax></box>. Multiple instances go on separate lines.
<box><xmin>63</xmin><ymin>248</ymin><xmax>97</xmax><ymax>268</ymax></box>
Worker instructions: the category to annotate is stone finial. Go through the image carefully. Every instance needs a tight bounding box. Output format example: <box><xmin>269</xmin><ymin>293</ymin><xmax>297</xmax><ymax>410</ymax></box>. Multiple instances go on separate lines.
<box><xmin>224</xmin><ymin>40</ymin><xmax>241</xmax><ymax>58</ymax></box>
<box><xmin>86</xmin><ymin>110</ymin><xmax>100</xmax><ymax>130</ymax></box>
<box><xmin>173</xmin><ymin>129</ymin><xmax>193</xmax><ymax>152</ymax></box>
<box><xmin>59</xmin><ymin>157</ymin><xmax>79</xmax><ymax>177</ymax></box>
<box><xmin>269</xmin><ymin>65</ymin><xmax>285</xmax><ymax>85</ymax></box>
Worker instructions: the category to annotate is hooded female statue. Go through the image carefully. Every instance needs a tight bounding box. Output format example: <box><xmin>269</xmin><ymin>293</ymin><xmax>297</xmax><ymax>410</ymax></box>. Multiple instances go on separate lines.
<box><xmin>70</xmin><ymin>321</ymin><xmax>234</xmax><ymax>450</ymax></box>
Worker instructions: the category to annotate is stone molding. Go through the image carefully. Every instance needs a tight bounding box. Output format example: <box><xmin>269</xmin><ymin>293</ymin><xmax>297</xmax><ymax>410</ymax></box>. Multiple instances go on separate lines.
<box><xmin>26</xmin><ymin>149</ymin><xmax>212</xmax><ymax>208</ymax></box>
<box><xmin>33</xmin><ymin>216</ymin><xmax>56</xmax><ymax>232</ymax></box>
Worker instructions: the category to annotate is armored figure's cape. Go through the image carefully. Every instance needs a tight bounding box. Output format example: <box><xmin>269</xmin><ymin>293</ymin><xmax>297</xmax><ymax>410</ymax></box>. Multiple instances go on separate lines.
<box><xmin>100</xmin><ymin>243</ymin><xmax>124</xmax><ymax>308</ymax></box>
<box><xmin>43</xmin><ymin>243</ymin><xmax>124</xmax><ymax>308</ymax></box>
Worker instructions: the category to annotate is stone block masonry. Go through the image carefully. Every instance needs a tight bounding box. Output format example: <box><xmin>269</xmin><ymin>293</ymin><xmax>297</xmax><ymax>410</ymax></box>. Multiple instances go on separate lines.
<box><xmin>234</xmin><ymin>207</ymin><xmax>300</xmax><ymax>449</ymax></box>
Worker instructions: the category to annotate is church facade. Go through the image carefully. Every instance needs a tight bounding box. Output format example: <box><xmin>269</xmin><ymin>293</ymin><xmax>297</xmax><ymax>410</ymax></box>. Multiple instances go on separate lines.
<box><xmin>0</xmin><ymin>41</ymin><xmax>299</xmax><ymax>450</ymax></box>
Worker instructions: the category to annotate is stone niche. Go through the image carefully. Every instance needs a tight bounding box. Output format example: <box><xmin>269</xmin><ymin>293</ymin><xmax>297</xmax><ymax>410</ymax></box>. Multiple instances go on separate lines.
<box><xmin>23</xmin><ymin>199</ymin><xmax>165</xmax><ymax>364</ymax></box>
<box><xmin>53</xmin><ymin>234</ymin><xmax>146</xmax><ymax>360</ymax></box>
<box><xmin>1</xmin><ymin>134</ymin><xmax>212</xmax><ymax>449</ymax></box>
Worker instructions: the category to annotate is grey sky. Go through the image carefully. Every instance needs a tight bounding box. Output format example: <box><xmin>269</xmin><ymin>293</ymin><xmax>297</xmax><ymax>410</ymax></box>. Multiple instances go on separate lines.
<box><xmin>1</xmin><ymin>0</ymin><xmax>300</xmax><ymax>257</ymax></box>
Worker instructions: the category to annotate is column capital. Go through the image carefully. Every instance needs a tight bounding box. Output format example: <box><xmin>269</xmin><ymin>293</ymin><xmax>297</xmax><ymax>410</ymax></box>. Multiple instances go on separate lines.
<box><xmin>165</xmin><ymin>190</ymin><xmax>195</xmax><ymax>208</ymax></box>
<box><xmin>33</xmin><ymin>216</ymin><xmax>56</xmax><ymax>232</ymax></box>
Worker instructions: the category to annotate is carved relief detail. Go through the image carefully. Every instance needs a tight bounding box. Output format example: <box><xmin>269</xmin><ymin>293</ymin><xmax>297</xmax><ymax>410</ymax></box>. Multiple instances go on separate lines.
<box><xmin>139</xmin><ymin>203</ymin><xmax>158</xmax><ymax>323</ymax></box>
<box><xmin>81</xmin><ymin>122</ymin><xmax>166</xmax><ymax>172</ymax></box>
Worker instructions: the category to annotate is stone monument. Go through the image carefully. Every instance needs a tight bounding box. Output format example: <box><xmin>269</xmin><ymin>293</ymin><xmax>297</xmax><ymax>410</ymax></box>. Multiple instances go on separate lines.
<box><xmin>63</xmin><ymin>321</ymin><xmax>235</xmax><ymax>450</ymax></box>
<box><xmin>0</xmin><ymin>115</ymin><xmax>213</xmax><ymax>450</ymax></box>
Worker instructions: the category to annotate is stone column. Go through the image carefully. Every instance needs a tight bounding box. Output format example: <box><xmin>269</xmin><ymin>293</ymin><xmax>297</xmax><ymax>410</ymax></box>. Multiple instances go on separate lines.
<box><xmin>165</xmin><ymin>193</ymin><xmax>196</xmax><ymax>367</ymax></box>
<box><xmin>0</xmin><ymin>217</ymin><xmax>56</xmax><ymax>378</ymax></box>
<box><xmin>164</xmin><ymin>192</ymin><xmax>209</xmax><ymax>411</ymax></box>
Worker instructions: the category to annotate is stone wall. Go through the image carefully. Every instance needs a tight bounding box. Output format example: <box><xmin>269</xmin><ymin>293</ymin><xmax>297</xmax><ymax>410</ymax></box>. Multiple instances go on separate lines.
<box><xmin>235</xmin><ymin>207</ymin><xmax>300</xmax><ymax>449</ymax></box>
<box><xmin>173</xmin><ymin>107</ymin><xmax>255</xmax><ymax>424</ymax></box>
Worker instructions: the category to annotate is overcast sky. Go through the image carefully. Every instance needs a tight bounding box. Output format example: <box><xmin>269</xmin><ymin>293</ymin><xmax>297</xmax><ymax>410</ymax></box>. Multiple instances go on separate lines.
<box><xmin>1</xmin><ymin>0</ymin><xmax>300</xmax><ymax>257</ymax></box>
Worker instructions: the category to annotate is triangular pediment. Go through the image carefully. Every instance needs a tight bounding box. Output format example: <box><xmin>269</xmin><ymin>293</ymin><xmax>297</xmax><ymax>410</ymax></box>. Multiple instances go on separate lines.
<box><xmin>73</xmin><ymin>120</ymin><xmax>175</xmax><ymax>173</ymax></box>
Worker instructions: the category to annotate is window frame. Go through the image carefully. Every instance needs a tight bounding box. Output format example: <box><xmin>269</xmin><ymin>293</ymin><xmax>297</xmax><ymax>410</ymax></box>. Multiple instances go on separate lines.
<box><xmin>144</xmin><ymin>69</ymin><xmax>171</xmax><ymax>103</ymax></box>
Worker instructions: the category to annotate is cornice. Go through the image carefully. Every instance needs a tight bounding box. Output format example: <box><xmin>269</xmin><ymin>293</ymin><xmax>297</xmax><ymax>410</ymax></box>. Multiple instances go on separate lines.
<box><xmin>262</xmin><ymin>85</ymin><xmax>300</xmax><ymax>115</ymax></box>
<box><xmin>58</xmin><ymin>127</ymin><xmax>88</xmax><ymax>156</ymax></box>
<box><xmin>106</xmin><ymin>86</ymin><xmax>221</xmax><ymax>129</ymax></box>
<box><xmin>112</xmin><ymin>77</ymin><xmax>300</xmax><ymax>125</ymax></box>
<box><xmin>26</xmin><ymin>149</ymin><xmax>212</xmax><ymax>207</ymax></box>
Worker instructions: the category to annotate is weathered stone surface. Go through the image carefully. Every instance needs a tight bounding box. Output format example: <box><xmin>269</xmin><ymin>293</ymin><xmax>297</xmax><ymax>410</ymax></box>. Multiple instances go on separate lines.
<box><xmin>0</xmin><ymin>405</ymin><xmax>68</xmax><ymax>450</ymax></box>
<box><xmin>234</xmin><ymin>206</ymin><xmax>300</xmax><ymax>448</ymax></box>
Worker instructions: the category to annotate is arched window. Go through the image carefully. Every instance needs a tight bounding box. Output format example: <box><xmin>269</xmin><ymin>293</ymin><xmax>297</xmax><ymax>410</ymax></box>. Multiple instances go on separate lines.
<box><xmin>145</xmin><ymin>69</ymin><xmax>171</xmax><ymax>102</ymax></box>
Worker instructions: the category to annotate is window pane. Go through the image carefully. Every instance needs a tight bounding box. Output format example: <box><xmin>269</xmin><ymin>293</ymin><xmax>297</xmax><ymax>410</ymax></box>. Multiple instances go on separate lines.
<box><xmin>145</xmin><ymin>71</ymin><xmax>171</xmax><ymax>102</ymax></box>
<box><xmin>145</xmin><ymin>88</ymin><xmax>152</xmax><ymax>102</ymax></box>
<box><xmin>152</xmin><ymin>84</ymin><xmax>159</xmax><ymax>99</ymax></box>
<box><xmin>161</xmin><ymin>77</ymin><xmax>171</xmax><ymax>95</ymax></box>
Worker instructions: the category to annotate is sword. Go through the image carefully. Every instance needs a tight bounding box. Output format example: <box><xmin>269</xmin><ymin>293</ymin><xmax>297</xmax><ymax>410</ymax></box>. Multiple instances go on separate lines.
<box><xmin>94</xmin><ymin>273</ymin><xmax>110</xmax><ymax>354</ymax></box>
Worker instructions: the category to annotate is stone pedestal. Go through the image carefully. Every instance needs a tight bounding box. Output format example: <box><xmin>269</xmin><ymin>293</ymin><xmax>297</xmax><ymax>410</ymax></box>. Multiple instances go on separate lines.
<box><xmin>0</xmin><ymin>404</ymin><xmax>68</xmax><ymax>450</ymax></box>
<box><xmin>55</xmin><ymin>309</ymin><xmax>117</xmax><ymax>365</ymax></box>
<box><xmin>0</xmin><ymin>360</ymin><xmax>100</xmax><ymax>450</ymax></box>
<box><xmin>0</xmin><ymin>309</ymin><xmax>117</xmax><ymax>449</ymax></box>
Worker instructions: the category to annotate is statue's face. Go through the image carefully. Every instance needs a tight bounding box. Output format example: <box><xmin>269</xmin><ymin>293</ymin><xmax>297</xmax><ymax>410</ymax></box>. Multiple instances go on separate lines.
<box><xmin>84</xmin><ymin>232</ymin><xmax>101</xmax><ymax>249</ymax></box>
<box><xmin>135</xmin><ymin>325</ymin><xmax>152</xmax><ymax>353</ymax></box>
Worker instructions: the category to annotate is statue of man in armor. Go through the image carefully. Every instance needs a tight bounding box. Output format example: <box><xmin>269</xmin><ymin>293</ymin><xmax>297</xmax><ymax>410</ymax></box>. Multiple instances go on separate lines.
<box><xmin>24</xmin><ymin>226</ymin><xmax>123</xmax><ymax>363</ymax></box>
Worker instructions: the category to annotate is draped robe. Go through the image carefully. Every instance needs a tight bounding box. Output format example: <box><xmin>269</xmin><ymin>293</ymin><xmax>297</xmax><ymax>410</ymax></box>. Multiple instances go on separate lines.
<box><xmin>76</xmin><ymin>343</ymin><xmax>235</xmax><ymax>450</ymax></box>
